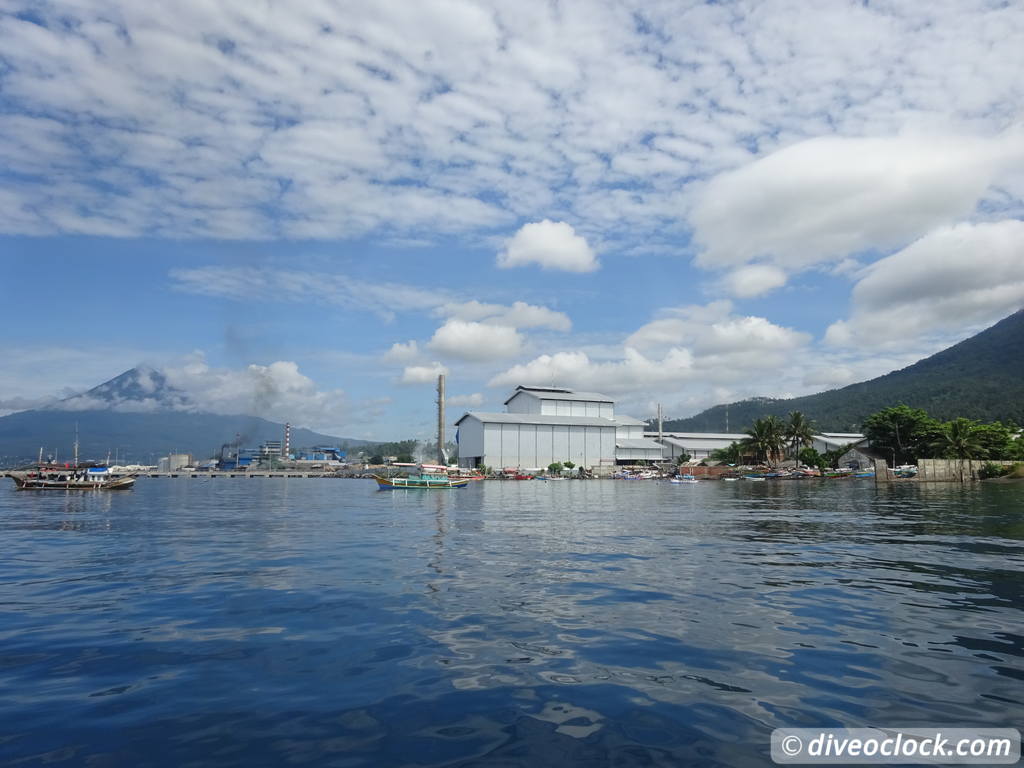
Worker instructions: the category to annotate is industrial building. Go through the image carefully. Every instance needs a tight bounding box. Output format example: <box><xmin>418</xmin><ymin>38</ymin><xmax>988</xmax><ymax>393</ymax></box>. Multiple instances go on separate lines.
<box><xmin>455</xmin><ymin>386</ymin><xmax>663</xmax><ymax>472</ymax></box>
<box><xmin>653</xmin><ymin>430</ymin><xmax>869</xmax><ymax>464</ymax></box>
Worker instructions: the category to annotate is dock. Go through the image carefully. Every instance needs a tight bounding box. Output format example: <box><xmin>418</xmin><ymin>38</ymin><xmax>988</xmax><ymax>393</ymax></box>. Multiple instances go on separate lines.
<box><xmin>144</xmin><ymin>472</ymin><xmax>342</xmax><ymax>479</ymax></box>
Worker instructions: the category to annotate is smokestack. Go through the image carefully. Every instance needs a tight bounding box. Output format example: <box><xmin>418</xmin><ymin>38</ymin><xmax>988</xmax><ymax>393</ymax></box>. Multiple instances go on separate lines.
<box><xmin>657</xmin><ymin>403</ymin><xmax>663</xmax><ymax>442</ymax></box>
<box><xmin>284</xmin><ymin>422</ymin><xmax>291</xmax><ymax>458</ymax></box>
<box><xmin>437</xmin><ymin>374</ymin><xmax>446</xmax><ymax>465</ymax></box>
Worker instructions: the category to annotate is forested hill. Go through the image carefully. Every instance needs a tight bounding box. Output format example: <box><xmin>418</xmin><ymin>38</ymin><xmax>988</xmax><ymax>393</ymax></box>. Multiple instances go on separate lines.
<box><xmin>663</xmin><ymin>309</ymin><xmax>1024</xmax><ymax>433</ymax></box>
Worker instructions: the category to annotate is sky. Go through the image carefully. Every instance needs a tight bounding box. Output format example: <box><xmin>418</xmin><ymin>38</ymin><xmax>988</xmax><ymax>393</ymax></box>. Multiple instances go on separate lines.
<box><xmin>1</xmin><ymin>0</ymin><xmax>1023</xmax><ymax>441</ymax></box>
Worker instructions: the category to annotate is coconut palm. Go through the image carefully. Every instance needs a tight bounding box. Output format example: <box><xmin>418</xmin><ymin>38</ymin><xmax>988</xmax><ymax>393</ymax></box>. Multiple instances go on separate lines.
<box><xmin>784</xmin><ymin>411</ymin><xmax>816</xmax><ymax>460</ymax></box>
<box><xmin>930</xmin><ymin>418</ymin><xmax>986</xmax><ymax>480</ymax></box>
<box><xmin>741</xmin><ymin>416</ymin><xmax>785</xmax><ymax>466</ymax></box>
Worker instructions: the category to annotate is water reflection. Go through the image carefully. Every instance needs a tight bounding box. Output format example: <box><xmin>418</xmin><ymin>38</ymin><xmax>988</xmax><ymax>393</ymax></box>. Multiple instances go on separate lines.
<box><xmin>0</xmin><ymin>479</ymin><xmax>1021</xmax><ymax>766</ymax></box>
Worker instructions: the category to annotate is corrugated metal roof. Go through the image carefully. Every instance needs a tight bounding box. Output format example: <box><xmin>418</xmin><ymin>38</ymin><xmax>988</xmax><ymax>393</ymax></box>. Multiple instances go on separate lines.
<box><xmin>614</xmin><ymin>415</ymin><xmax>647</xmax><ymax>426</ymax></box>
<box><xmin>651</xmin><ymin>431</ymin><xmax>747</xmax><ymax>440</ymax></box>
<box><xmin>615</xmin><ymin>438</ymin><xmax>664</xmax><ymax>450</ymax></box>
<box><xmin>455</xmin><ymin>412</ymin><xmax>618</xmax><ymax>427</ymax></box>
<box><xmin>504</xmin><ymin>388</ymin><xmax>613</xmax><ymax>404</ymax></box>
<box><xmin>659</xmin><ymin>436</ymin><xmax>738</xmax><ymax>450</ymax></box>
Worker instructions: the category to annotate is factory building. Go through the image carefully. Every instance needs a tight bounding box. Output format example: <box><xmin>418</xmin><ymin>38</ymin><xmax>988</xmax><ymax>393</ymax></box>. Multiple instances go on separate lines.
<box><xmin>652</xmin><ymin>430</ymin><xmax>869</xmax><ymax>464</ymax></box>
<box><xmin>653</xmin><ymin>432</ymin><xmax>748</xmax><ymax>461</ymax></box>
<box><xmin>455</xmin><ymin>386</ymin><xmax>664</xmax><ymax>472</ymax></box>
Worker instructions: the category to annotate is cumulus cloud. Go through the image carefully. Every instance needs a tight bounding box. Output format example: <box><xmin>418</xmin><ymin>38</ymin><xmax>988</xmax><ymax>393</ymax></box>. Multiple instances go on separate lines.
<box><xmin>497</xmin><ymin>220</ymin><xmax>599</xmax><ymax>272</ymax></box>
<box><xmin>428</xmin><ymin>319</ymin><xmax>523</xmax><ymax>361</ymax></box>
<box><xmin>825</xmin><ymin>220</ymin><xmax>1024</xmax><ymax>347</ymax></box>
<box><xmin>160</xmin><ymin>356</ymin><xmax>351</xmax><ymax>431</ymax></box>
<box><xmin>436</xmin><ymin>300</ymin><xmax>572</xmax><ymax>331</ymax></box>
<box><xmin>491</xmin><ymin>302</ymin><xmax>811</xmax><ymax>404</ymax></box>
<box><xmin>447</xmin><ymin>392</ymin><xmax>484</xmax><ymax>407</ymax></box>
<box><xmin>722</xmin><ymin>264</ymin><xmax>788</xmax><ymax>298</ymax></box>
<box><xmin>691</xmin><ymin>134</ymin><xmax>1021</xmax><ymax>271</ymax></box>
<box><xmin>400</xmin><ymin>362</ymin><xmax>449</xmax><ymax>385</ymax></box>
<box><xmin>384</xmin><ymin>341</ymin><xmax>420</xmax><ymax>363</ymax></box>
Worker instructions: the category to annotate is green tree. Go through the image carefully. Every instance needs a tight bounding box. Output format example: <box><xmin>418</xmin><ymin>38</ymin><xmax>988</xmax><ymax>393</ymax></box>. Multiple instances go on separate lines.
<box><xmin>1011</xmin><ymin>435</ymin><xmax>1024</xmax><ymax>461</ymax></box>
<box><xmin>547</xmin><ymin>462</ymin><xmax>563</xmax><ymax>474</ymax></box>
<box><xmin>710</xmin><ymin>442</ymin><xmax>742</xmax><ymax>464</ymax></box>
<box><xmin>971</xmin><ymin>421</ymin><xmax>1016</xmax><ymax>460</ymax></box>
<box><xmin>930</xmin><ymin>418</ymin><xmax>986</xmax><ymax>481</ymax></box>
<box><xmin>862</xmin><ymin>405</ymin><xmax>941</xmax><ymax>465</ymax></box>
<box><xmin>784</xmin><ymin>411</ymin><xmax>816</xmax><ymax>459</ymax></box>
<box><xmin>395</xmin><ymin>452</ymin><xmax>414</xmax><ymax>463</ymax></box>
<box><xmin>675</xmin><ymin>452</ymin><xmax>691</xmax><ymax>465</ymax></box>
<box><xmin>741</xmin><ymin>416</ymin><xmax>785</xmax><ymax>466</ymax></box>
<box><xmin>798</xmin><ymin>446</ymin><xmax>826</xmax><ymax>469</ymax></box>
<box><xmin>368</xmin><ymin>454</ymin><xmax>384</xmax><ymax>465</ymax></box>
<box><xmin>563</xmin><ymin>460</ymin><xmax>575</xmax><ymax>470</ymax></box>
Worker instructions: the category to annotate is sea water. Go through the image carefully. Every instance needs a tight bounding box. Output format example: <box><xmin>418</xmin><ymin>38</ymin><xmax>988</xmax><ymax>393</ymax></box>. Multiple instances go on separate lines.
<box><xmin>1</xmin><ymin>478</ymin><xmax>1022</xmax><ymax>766</ymax></box>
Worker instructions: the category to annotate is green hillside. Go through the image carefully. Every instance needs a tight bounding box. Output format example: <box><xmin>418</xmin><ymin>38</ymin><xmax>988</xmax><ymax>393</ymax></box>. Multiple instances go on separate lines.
<box><xmin>663</xmin><ymin>309</ymin><xmax>1024</xmax><ymax>432</ymax></box>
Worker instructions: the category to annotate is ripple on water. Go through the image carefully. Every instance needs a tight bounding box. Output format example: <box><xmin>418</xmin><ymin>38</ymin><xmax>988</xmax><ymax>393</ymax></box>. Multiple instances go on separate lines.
<box><xmin>0</xmin><ymin>478</ymin><xmax>1022</xmax><ymax>766</ymax></box>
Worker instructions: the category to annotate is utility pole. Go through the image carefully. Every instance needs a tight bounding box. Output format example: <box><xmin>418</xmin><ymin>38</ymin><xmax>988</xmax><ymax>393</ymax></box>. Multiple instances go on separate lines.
<box><xmin>437</xmin><ymin>374</ymin><xmax>446</xmax><ymax>465</ymax></box>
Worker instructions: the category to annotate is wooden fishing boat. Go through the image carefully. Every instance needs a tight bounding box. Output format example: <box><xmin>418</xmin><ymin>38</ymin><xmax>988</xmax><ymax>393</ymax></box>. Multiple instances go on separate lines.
<box><xmin>9</xmin><ymin>466</ymin><xmax>136</xmax><ymax>490</ymax></box>
<box><xmin>373</xmin><ymin>473</ymin><xmax>470</xmax><ymax>489</ymax></box>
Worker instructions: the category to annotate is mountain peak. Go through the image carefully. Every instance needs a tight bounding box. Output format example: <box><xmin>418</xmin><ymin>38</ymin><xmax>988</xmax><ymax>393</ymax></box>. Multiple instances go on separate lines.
<box><xmin>54</xmin><ymin>366</ymin><xmax>192</xmax><ymax>413</ymax></box>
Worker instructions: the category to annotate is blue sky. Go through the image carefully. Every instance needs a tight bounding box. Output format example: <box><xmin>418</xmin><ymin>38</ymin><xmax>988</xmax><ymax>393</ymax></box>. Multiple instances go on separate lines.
<box><xmin>1</xmin><ymin>1</ymin><xmax>1023</xmax><ymax>440</ymax></box>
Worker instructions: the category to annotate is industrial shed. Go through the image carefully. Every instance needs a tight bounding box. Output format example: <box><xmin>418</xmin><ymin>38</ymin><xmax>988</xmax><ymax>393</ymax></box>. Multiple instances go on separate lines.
<box><xmin>454</xmin><ymin>412</ymin><xmax>618</xmax><ymax>471</ymax></box>
<box><xmin>455</xmin><ymin>386</ymin><xmax>662</xmax><ymax>472</ymax></box>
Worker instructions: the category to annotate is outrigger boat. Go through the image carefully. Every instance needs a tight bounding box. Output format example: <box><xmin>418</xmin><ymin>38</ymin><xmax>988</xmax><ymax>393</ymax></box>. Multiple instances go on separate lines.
<box><xmin>374</xmin><ymin>473</ymin><xmax>470</xmax><ymax>489</ymax></box>
<box><xmin>373</xmin><ymin>463</ymin><xmax>470</xmax><ymax>490</ymax></box>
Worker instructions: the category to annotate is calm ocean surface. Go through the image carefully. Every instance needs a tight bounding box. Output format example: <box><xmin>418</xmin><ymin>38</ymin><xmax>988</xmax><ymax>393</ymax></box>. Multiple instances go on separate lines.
<box><xmin>1</xmin><ymin>478</ymin><xmax>1022</xmax><ymax>767</ymax></box>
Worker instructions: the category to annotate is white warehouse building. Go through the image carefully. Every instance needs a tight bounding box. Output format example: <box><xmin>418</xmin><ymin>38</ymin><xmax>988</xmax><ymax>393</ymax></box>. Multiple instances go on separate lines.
<box><xmin>455</xmin><ymin>386</ymin><xmax>663</xmax><ymax>473</ymax></box>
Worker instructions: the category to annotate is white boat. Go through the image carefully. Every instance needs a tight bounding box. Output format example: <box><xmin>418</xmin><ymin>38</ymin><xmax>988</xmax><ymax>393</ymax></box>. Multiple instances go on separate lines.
<box><xmin>670</xmin><ymin>474</ymin><xmax>699</xmax><ymax>484</ymax></box>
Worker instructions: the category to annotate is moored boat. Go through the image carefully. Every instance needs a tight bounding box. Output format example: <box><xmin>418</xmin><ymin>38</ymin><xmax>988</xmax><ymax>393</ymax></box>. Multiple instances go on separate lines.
<box><xmin>373</xmin><ymin>473</ymin><xmax>470</xmax><ymax>489</ymax></box>
<box><xmin>9</xmin><ymin>466</ymin><xmax>136</xmax><ymax>490</ymax></box>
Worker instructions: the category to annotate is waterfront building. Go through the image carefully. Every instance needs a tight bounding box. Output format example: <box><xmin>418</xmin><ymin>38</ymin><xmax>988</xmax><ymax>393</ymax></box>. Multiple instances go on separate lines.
<box><xmin>455</xmin><ymin>386</ymin><xmax>663</xmax><ymax>473</ymax></box>
<box><xmin>653</xmin><ymin>432</ymin><xmax>747</xmax><ymax>461</ymax></box>
<box><xmin>651</xmin><ymin>430</ymin><xmax>870</xmax><ymax>464</ymax></box>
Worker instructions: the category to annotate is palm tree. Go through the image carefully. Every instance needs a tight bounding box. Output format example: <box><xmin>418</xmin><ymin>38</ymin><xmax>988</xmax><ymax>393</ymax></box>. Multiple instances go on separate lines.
<box><xmin>741</xmin><ymin>416</ymin><xmax>785</xmax><ymax>466</ymax></box>
<box><xmin>930</xmin><ymin>418</ymin><xmax>986</xmax><ymax>481</ymax></box>
<box><xmin>784</xmin><ymin>411</ymin><xmax>816</xmax><ymax>461</ymax></box>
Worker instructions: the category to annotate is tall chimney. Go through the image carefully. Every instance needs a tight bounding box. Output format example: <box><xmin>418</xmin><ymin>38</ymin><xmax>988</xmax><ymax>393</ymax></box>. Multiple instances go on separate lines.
<box><xmin>437</xmin><ymin>374</ymin><xmax>446</xmax><ymax>465</ymax></box>
<box><xmin>657</xmin><ymin>403</ymin><xmax>663</xmax><ymax>441</ymax></box>
<box><xmin>284</xmin><ymin>422</ymin><xmax>291</xmax><ymax>458</ymax></box>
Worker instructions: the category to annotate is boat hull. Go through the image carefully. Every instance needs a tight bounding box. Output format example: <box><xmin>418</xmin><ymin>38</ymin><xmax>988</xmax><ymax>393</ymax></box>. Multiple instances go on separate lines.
<box><xmin>10</xmin><ymin>473</ymin><xmax>136</xmax><ymax>491</ymax></box>
<box><xmin>373</xmin><ymin>475</ymin><xmax>470</xmax><ymax>490</ymax></box>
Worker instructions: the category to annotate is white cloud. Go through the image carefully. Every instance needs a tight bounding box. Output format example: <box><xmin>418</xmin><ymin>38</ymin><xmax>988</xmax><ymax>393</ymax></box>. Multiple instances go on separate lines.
<box><xmin>436</xmin><ymin>300</ymin><xmax>572</xmax><ymax>331</ymax></box>
<box><xmin>170</xmin><ymin>266</ymin><xmax>447</xmax><ymax>320</ymax></box>
<box><xmin>722</xmin><ymin>264</ymin><xmax>788</xmax><ymax>298</ymax></box>
<box><xmin>447</xmin><ymin>392</ymin><xmax>484</xmax><ymax>407</ymax></box>
<box><xmin>400</xmin><ymin>362</ymin><xmax>449</xmax><ymax>385</ymax></box>
<box><xmin>384</xmin><ymin>341</ymin><xmax>420</xmax><ymax>363</ymax></box>
<box><xmin>1</xmin><ymin>2</ymin><xmax>1023</xmax><ymax>249</ymax></box>
<box><xmin>491</xmin><ymin>302</ymin><xmax>811</xmax><ymax>405</ymax></box>
<box><xmin>497</xmin><ymin>220</ymin><xmax>599</xmax><ymax>272</ymax></box>
<box><xmin>428</xmin><ymin>319</ymin><xmax>523</xmax><ymax>361</ymax></box>
<box><xmin>160</xmin><ymin>355</ymin><xmax>351</xmax><ymax>433</ymax></box>
<box><xmin>825</xmin><ymin>220</ymin><xmax>1024</xmax><ymax>348</ymax></box>
<box><xmin>691</xmin><ymin>134</ymin><xmax>1022</xmax><ymax>271</ymax></box>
